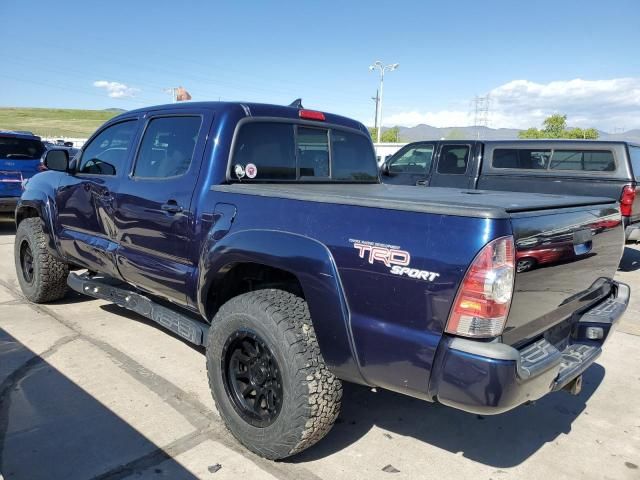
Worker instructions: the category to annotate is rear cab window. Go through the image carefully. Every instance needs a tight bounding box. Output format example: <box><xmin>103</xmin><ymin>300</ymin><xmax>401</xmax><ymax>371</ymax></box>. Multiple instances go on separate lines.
<box><xmin>231</xmin><ymin>121</ymin><xmax>377</xmax><ymax>182</ymax></box>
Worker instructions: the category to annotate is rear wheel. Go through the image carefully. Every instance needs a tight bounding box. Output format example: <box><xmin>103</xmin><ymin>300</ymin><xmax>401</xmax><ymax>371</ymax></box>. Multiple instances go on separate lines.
<box><xmin>14</xmin><ymin>218</ymin><xmax>69</xmax><ymax>303</ymax></box>
<box><xmin>206</xmin><ymin>289</ymin><xmax>342</xmax><ymax>459</ymax></box>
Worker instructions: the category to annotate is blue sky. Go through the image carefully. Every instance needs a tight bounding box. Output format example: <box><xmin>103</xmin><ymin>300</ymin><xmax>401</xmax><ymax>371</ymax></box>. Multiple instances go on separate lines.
<box><xmin>2</xmin><ymin>0</ymin><xmax>640</xmax><ymax>131</ymax></box>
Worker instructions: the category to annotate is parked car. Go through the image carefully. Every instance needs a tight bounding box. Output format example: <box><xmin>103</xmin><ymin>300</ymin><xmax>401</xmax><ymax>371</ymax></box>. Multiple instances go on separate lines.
<box><xmin>381</xmin><ymin>140</ymin><xmax>640</xmax><ymax>240</ymax></box>
<box><xmin>15</xmin><ymin>102</ymin><xmax>628</xmax><ymax>459</ymax></box>
<box><xmin>0</xmin><ymin>130</ymin><xmax>46</xmax><ymax>215</ymax></box>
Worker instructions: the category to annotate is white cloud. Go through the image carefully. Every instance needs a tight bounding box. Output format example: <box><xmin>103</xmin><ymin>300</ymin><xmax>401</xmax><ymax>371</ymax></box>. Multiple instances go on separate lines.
<box><xmin>383</xmin><ymin>77</ymin><xmax>640</xmax><ymax>131</ymax></box>
<box><xmin>93</xmin><ymin>80</ymin><xmax>139</xmax><ymax>98</ymax></box>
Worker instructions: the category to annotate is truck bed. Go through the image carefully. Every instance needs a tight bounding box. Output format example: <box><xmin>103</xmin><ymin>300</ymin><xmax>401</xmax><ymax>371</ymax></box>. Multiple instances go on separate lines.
<box><xmin>213</xmin><ymin>183</ymin><xmax>617</xmax><ymax>218</ymax></box>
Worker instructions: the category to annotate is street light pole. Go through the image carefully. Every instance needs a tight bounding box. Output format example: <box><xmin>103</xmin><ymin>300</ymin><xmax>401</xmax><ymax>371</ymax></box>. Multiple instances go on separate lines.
<box><xmin>371</xmin><ymin>89</ymin><xmax>379</xmax><ymax>133</ymax></box>
<box><xmin>369</xmin><ymin>61</ymin><xmax>399</xmax><ymax>143</ymax></box>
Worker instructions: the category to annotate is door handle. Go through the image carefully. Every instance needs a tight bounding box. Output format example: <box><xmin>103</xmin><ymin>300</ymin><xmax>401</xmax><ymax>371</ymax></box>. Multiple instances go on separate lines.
<box><xmin>416</xmin><ymin>179</ymin><xmax>428</xmax><ymax>186</ymax></box>
<box><xmin>161</xmin><ymin>201</ymin><xmax>183</xmax><ymax>214</ymax></box>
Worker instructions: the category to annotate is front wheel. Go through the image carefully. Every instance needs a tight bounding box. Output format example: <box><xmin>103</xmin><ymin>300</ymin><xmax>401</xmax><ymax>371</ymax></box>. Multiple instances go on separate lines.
<box><xmin>14</xmin><ymin>218</ymin><xmax>69</xmax><ymax>303</ymax></box>
<box><xmin>206</xmin><ymin>289</ymin><xmax>342</xmax><ymax>460</ymax></box>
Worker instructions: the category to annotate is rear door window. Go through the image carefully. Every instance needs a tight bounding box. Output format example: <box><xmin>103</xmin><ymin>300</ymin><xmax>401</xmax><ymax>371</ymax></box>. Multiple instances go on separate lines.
<box><xmin>388</xmin><ymin>145</ymin><xmax>434</xmax><ymax>174</ymax></box>
<box><xmin>133</xmin><ymin>116</ymin><xmax>202</xmax><ymax>178</ymax></box>
<box><xmin>437</xmin><ymin>145</ymin><xmax>470</xmax><ymax>174</ymax></box>
<box><xmin>549</xmin><ymin>150</ymin><xmax>615</xmax><ymax>172</ymax></box>
<box><xmin>493</xmin><ymin>149</ymin><xmax>550</xmax><ymax>169</ymax></box>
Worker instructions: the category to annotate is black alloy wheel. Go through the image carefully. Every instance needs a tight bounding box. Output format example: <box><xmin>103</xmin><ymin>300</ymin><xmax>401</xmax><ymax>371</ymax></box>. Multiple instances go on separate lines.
<box><xmin>20</xmin><ymin>240</ymin><xmax>35</xmax><ymax>284</ymax></box>
<box><xmin>222</xmin><ymin>330</ymin><xmax>283</xmax><ymax>427</ymax></box>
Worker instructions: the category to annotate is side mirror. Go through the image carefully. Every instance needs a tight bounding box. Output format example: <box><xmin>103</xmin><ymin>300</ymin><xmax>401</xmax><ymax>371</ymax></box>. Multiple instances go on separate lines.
<box><xmin>381</xmin><ymin>162</ymin><xmax>390</xmax><ymax>176</ymax></box>
<box><xmin>44</xmin><ymin>149</ymin><xmax>69</xmax><ymax>172</ymax></box>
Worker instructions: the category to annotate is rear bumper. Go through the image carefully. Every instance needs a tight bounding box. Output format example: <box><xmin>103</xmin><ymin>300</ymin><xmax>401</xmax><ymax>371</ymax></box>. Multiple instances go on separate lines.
<box><xmin>430</xmin><ymin>281</ymin><xmax>629</xmax><ymax>415</ymax></box>
<box><xmin>0</xmin><ymin>196</ymin><xmax>18</xmax><ymax>213</ymax></box>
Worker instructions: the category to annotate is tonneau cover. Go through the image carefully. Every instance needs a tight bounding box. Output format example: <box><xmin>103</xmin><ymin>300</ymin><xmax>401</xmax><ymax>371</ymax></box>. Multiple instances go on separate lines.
<box><xmin>213</xmin><ymin>184</ymin><xmax>616</xmax><ymax>219</ymax></box>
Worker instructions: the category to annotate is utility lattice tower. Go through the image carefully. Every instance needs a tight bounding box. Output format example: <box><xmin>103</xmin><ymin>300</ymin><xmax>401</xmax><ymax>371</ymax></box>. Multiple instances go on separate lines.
<box><xmin>472</xmin><ymin>94</ymin><xmax>491</xmax><ymax>139</ymax></box>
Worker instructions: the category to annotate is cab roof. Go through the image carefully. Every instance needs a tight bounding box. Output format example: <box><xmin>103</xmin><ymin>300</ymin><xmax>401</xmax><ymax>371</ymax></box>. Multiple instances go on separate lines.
<box><xmin>112</xmin><ymin>101</ymin><xmax>368</xmax><ymax>133</ymax></box>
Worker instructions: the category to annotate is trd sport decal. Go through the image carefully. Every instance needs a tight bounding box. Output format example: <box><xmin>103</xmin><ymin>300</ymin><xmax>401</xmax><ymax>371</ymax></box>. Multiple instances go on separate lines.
<box><xmin>350</xmin><ymin>239</ymin><xmax>440</xmax><ymax>282</ymax></box>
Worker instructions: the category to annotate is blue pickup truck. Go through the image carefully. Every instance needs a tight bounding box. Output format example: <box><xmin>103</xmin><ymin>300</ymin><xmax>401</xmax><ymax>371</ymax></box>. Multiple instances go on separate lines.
<box><xmin>0</xmin><ymin>130</ymin><xmax>47</xmax><ymax>214</ymax></box>
<box><xmin>14</xmin><ymin>101</ymin><xmax>629</xmax><ymax>459</ymax></box>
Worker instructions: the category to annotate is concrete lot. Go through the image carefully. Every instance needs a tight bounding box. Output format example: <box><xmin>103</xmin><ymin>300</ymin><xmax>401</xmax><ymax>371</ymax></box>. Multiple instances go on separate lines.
<box><xmin>0</xmin><ymin>217</ymin><xmax>639</xmax><ymax>480</ymax></box>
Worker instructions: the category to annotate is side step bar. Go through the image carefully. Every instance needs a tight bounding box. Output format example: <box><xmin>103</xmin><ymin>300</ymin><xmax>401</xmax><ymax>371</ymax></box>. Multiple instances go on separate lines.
<box><xmin>67</xmin><ymin>272</ymin><xmax>209</xmax><ymax>346</ymax></box>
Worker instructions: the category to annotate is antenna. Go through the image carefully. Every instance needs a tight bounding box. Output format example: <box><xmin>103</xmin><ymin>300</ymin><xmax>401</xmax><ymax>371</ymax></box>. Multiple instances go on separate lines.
<box><xmin>288</xmin><ymin>98</ymin><xmax>303</xmax><ymax>108</ymax></box>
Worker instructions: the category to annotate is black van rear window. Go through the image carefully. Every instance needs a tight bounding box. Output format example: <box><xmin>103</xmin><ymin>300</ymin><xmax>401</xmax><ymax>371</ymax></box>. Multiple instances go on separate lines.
<box><xmin>0</xmin><ymin>136</ymin><xmax>45</xmax><ymax>160</ymax></box>
<box><xmin>231</xmin><ymin>122</ymin><xmax>377</xmax><ymax>182</ymax></box>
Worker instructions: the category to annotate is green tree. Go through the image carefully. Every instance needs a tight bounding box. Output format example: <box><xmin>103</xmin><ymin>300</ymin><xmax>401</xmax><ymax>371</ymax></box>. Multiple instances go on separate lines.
<box><xmin>518</xmin><ymin>114</ymin><xmax>599</xmax><ymax>140</ymax></box>
<box><xmin>368</xmin><ymin>126</ymin><xmax>401</xmax><ymax>142</ymax></box>
<box><xmin>519</xmin><ymin>127</ymin><xmax>544</xmax><ymax>139</ymax></box>
<box><xmin>542</xmin><ymin>114</ymin><xmax>568</xmax><ymax>138</ymax></box>
<box><xmin>381</xmin><ymin>126</ymin><xmax>400</xmax><ymax>142</ymax></box>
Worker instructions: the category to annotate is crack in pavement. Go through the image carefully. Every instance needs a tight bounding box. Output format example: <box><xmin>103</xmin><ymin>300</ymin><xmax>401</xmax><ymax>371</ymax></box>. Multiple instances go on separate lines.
<box><xmin>90</xmin><ymin>428</ymin><xmax>217</xmax><ymax>480</ymax></box>
<box><xmin>0</xmin><ymin>279</ymin><xmax>323</xmax><ymax>480</ymax></box>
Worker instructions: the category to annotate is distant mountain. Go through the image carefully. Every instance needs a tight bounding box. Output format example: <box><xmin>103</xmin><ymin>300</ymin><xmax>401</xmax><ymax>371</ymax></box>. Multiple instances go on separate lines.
<box><xmin>600</xmin><ymin>129</ymin><xmax>640</xmax><ymax>143</ymax></box>
<box><xmin>382</xmin><ymin>124</ymin><xmax>640</xmax><ymax>143</ymax></box>
<box><xmin>103</xmin><ymin>108</ymin><xmax>126</xmax><ymax>113</ymax></box>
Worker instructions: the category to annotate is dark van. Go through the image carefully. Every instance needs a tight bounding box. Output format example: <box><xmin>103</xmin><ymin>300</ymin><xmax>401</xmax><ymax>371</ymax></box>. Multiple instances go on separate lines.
<box><xmin>381</xmin><ymin>140</ymin><xmax>640</xmax><ymax>240</ymax></box>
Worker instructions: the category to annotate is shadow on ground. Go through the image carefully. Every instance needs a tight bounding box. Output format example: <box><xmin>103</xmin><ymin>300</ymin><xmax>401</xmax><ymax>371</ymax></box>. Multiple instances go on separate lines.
<box><xmin>619</xmin><ymin>246</ymin><xmax>640</xmax><ymax>272</ymax></box>
<box><xmin>0</xmin><ymin>328</ymin><xmax>199</xmax><ymax>480</ymax></box>
<box><xmin>99</xmin><ymin>303</ymin><xmax>206</xmax><ymax>354</ymax></box>
<box><xmin>293</xmin><ymin>365</ymin><xmax>604</xmax><ymax>468</ymax></box>
<box><xmin>0</xmin><ymin>219</ymin><xmax>15</xmax><ymax>237</ymax></box>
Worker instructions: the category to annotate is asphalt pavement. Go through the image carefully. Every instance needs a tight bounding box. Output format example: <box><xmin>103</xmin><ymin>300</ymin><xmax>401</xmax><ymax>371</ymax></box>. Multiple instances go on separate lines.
<box><xmin>0</xmin><ymin>217</ymin><xmax>638</xmax><ymax>479</ymax></box>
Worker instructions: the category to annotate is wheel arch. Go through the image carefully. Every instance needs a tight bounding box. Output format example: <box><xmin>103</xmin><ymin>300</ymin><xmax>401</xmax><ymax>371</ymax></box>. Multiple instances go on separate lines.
<box><xmin>15</xmin><ymin>192</ymin><xmax>62</xmax><ymax>260</ymax></box>
<box><xmin>198</xmin><ymin>229</ymin><xmax>367</xmax><ymax>385</ymax></box>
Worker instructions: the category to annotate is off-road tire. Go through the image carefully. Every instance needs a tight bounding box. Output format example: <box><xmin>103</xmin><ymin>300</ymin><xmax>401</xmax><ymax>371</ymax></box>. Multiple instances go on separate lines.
<box><xmin>206</xmin><ymin>289</ymin><xmax>342</xmax><ymax>460</ymax></box>
<box><xmin>14</xmin><ymin>218</ymin><xmax>68</xmax><ymax>303</ymax></box>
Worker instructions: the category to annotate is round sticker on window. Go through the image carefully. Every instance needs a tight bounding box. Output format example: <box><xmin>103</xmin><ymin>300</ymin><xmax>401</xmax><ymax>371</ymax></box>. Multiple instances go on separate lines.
<box><xmin>234</xmin><ymin>164</ymin><xmax>245</xmax><ymax>179</ymax></box>
<box><xmin>245</xmin><ymin>163</ymin><xmax>257</xmax><ymax>179</ymax></box>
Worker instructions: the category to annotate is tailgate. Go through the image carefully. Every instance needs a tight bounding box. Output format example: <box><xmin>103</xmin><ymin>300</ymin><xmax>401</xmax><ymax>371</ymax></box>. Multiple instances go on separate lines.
<box><xmin>0</xmin><ymin>170</ymin><xmax>24</xmax><ymax>197</ymax></box>
<box><xmin>504</xmin><ymin>203</ymin><xmax>623</xmax><ymax>346</ymax></box>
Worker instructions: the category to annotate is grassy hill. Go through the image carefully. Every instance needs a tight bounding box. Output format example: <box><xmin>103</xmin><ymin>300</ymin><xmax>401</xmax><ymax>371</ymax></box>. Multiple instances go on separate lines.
<box><xmin>0</xmin><ymin>108</ymin><xmax>121</xmax><ymax>138</ymax></box>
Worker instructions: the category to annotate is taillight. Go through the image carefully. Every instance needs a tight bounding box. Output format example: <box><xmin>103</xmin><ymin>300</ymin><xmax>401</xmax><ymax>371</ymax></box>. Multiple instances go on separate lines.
<box><xmin>37</xmin><ymin>163</ymin><xmax>48</xmax><ymax>172</ymax></box>
<box><xmin>446</xmin><ymin>236</ymin><xmax>515</xmax><ymax>338</ymax></box>
<box><xmin>620</xmin><ymin>185</ymin><xmax>636</xmax><ymax>217</ymax></box>
<box><xmin>299</xmin><ymin>109</ymin><xmax>325</xmax><ymax>121</ymax></box>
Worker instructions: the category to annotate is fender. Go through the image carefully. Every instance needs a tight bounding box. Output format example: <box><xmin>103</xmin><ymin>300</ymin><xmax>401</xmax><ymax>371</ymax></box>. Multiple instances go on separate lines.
<box><xmin>15</xmin><ymin>186</ymin><xmax>63</xmax><ymax>260</ymax></box>
<box><xmin>197</xmin><ymin>228</ymin><xmax>368</xmax><ymax>385</ymax></box>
